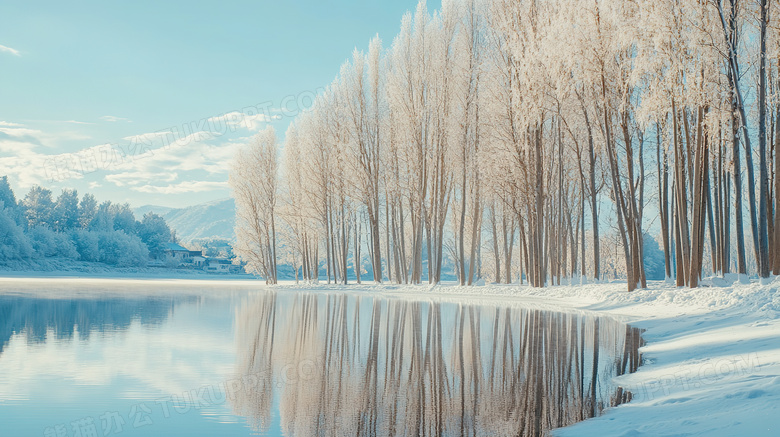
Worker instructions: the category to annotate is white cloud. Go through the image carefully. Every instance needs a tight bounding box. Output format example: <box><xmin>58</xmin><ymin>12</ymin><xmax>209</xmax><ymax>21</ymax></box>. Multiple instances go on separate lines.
<box><xmin>0</xmin><ymin>153</ymin><xmax>64</xmax><ymax>189</ymax></box>
<box><xmin>0</xmin><ymin>44</ymin><xmax>20</xmax><ymax>57</ymax></box>
<box><xmin>0</xmin><ymin>124</ymin><xmax>44</xmax><ymax>139</ymax></box>
<box><xmin>0</xmin><ymin>123</ymin><xmax>46</xmax><ymax>152</ymax></box>
<box><xmin>99</xmin><ymin>131</ymin><xmax>239</xmax><ymax>196</ymax></box>
<box><xmin>105</xmin><ymin>170</ymin><xmax>178</xmax><ymax>187</ymax></box>
<box><xmin>121</xmin><ymin>131</ymin><xmax>169</xmax><ymax>142</ymax></box>
<box><xmin>121</xmin><ymin>130</ymin><xmax>215</xmax><ymax>148</ymax></box>
<box><xmin>134</xmin><ymin>180</ymin><xmax>228</xmax><ymax>194</ymax></box>
<box><xmin>0</xmin><ymin>118</ymin><xmax>239</xmax><ymax>200</ymax></box>
<box><xmin>121</xmin><ymin>110</ymin><xmax>279</xmax><ymax>154</ymax></box>
<box><xmin>0</xmin><ymin>122</ymin><xmax>58</xmax><ymax>188</ymax></box>
<box><xmin>207</xmin><ymin>111</ymin><xmax>279</xmax><ymax>132</ymax></box>
<box><xmin>0</xmin><ymin>122</ymin><xmax>91</xmax><ymax>154</ymax></box>
<box><xmin>114</xmin><ymin>132</ymin><xmax>238</xmax><ymax>173</ymax></box>
<box><xmin>100</xmin><ymin>115</ymin><xmax>131</xmax><ymax>123</ymax></box>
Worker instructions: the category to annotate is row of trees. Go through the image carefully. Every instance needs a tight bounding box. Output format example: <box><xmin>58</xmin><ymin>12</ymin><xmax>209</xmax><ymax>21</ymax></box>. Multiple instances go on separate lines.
<box><xmin>0</xmin><ymin>176</ymin><xmax>173</xmax><ymax>266</ymax></box>
<box><xmin>232</xmin><ymin>0</ymin><xmax>780</xmax><ymax>289</ymax></box>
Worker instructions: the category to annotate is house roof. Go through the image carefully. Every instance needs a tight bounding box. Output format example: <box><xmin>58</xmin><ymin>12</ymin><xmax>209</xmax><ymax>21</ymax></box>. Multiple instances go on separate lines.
<box><xmin>166</xmin><ymin>242</ymin><xmax>189</xmax><ymax>252</ymax></box>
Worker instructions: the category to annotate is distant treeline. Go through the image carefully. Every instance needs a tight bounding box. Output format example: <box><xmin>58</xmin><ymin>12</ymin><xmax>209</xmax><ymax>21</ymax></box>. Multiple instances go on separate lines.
<box><xmin>0</xmin><ymin>176</ymin><xmax>173</xmax><ymax>267</ymax></box>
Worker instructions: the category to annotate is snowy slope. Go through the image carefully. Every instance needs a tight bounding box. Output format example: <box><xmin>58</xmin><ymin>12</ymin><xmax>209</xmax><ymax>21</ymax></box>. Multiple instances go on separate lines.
<box><xmin>134</xmin><ymin>198</ymin><xmax>235</xmax><ymax>243</ymax></box>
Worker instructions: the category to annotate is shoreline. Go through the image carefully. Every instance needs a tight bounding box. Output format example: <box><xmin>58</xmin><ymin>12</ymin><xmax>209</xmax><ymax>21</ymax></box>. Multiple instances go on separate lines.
<box><xmin>0</xmin><ymin>257</ymin><xmax>258</xmax><ymax>282</ymax></box>
<box><xmin>0</xmin><ymin>271</ymin><xmax>259</xmax><ymax>281</ymax></box>
<box><xmin>380</xmin><ymin>278</ymin><xmax>778</xmax><ymax>436</ymax></box>
<box><xmin>336</xmin><ymin>278</ymin><xmax>778</xmax><ymax>436</ymax></box>
<box><xmin>414</xmin><ymin>279</ymin><xmax>779</xmax><ymax>437</ymax></box>
<box><xmin>1</xmin><ymin>276</ymin><xmax>778</xmax><ymax>436</ymax></box>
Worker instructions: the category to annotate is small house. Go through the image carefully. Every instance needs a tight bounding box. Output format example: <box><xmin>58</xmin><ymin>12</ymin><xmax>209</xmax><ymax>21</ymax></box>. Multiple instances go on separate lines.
<box><xmin>165</xmin><ymin>242</ymin><xmax>191</xmax><ymax>261</ymax></box>
<box><xmin>203</xmin><ymin>257</ymin><xmax>232</xmax><ymax>273</ymax></box>
<box><xmin>191</xmin><ymin>254</ymin><xmax>206</xmax><ymax>267</ymax></box>
<box><xmin>164</xmin><ymin>243</ymin><xmax>203</xmax><ymax>265</ymax></box>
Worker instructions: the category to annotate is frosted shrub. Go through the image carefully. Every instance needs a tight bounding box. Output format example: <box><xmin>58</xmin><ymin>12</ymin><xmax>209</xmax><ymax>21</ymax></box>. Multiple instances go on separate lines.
<box><xmin>0</xmin><ymin>205</ymin><xmax>33</xmax><ymax>261</ymax></box>
<box><xmin>29</xmin><ymin>226</ymin><xmax>78</xmax><ymax>259</ymax></box>
<box><xmin>70</xmin><ymin>229</ymin><xmax>100</xmax><ymax>262</ymax></box>
<box><xmin>96</xmin><ymin>231</ymin><xmax>149</xmax><ymax>267</ymax></box>
<box><xmin>162</xmin><ymin>254</ymin><xmax>181</xmax><ymax>268</ymax></box>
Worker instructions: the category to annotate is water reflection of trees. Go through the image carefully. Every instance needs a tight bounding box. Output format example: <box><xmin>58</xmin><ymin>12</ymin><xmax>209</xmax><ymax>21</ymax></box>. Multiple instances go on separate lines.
<box><xmin>0</xmin><ymin>296</ymin><xmax>180</xmax><ymax>354</ymax></box>
<box><xmin>235</xmin><ymin>292</ymin><xmax>642</xmax><ymax>436</ymax></box>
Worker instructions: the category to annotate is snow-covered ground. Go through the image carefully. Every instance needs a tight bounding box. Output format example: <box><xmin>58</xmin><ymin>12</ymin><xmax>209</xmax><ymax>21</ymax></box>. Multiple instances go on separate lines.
<box><xmin>0</xmin><ymin>258</ymin><xmax>256</xmax><ymax>280</ymax></box>
<box><xmin>1</xmin><ymin>275</ymin><xmax>777</xmax><ymax>435</ymax></box>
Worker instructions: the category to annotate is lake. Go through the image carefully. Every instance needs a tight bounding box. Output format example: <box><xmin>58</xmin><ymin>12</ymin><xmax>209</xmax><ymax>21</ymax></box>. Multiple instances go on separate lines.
<box><xmin>0</xmin><ymin>280</ymin><xmax>642</xmax><ymax>436</ymax></box>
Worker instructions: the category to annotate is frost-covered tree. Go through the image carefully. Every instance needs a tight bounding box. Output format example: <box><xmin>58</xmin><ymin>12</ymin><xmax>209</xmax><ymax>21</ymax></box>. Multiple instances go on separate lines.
<box><xmin>29</xmin><ymin>226</ymin><xmax>78</xmax><ymax>259</ymax></box>
<box><xmin>0</xmin><ymin>176</ymin><xmax>23</xmax><ymax>226</ymax></box>
<box><xmin>138</xmin><ymin>212</ymin><xmax>172</xmax><ymax>257</ymax></box>
<box><xmin>90</xmin><ymin>201</ymin><xmax>114</xmax><ymax>232</ymax></box>
<box><xmin>0</xmin><ymin>201</ymin><xmax>32</xmax><ymax>261</ymax></box>
<box><xmin>0</xmin><ymin>176</ymin><xmax>16</xmax><ymax>208</ymax></box>
<box><xmin>0</xmin><ymin>178</ymin><xmax>173</xmax><ymax>267</ymax></box>
<box><xmin>78</xmin><ymin>193</ymin><xmax>97</xmax><ymax>229</ymax></box>
<box><xmin>110</xmin><ymin>203</ymin><xmax>137</xmax><ymax>234</ymax></box>
<box><xmin>231</xmin><ymin>127</ymin><xmax>279</xmax><ymax>284</ymax></box>
<box><xmin>22</xmin><ymin>186</ymin><xmax>54</xmax><ymax>229</ymax></box>
<box><xmin>238</xmin><ymin>0</ymin><xmax>780</xmax><ymax>289</ymax></box>
<box><xmin>340</xmin><ymin>39</ymin><xmax>385</xmax><ymax>282</ymax></box>
<box><xmin>52</xmin><ymin>189</ymin><xmax>79</xmax><ymax>232</ymax></box>
<box><xmin>95</xmin><ymin>230</ymin><xmax>149</xmax><ymax>267</ymax></box>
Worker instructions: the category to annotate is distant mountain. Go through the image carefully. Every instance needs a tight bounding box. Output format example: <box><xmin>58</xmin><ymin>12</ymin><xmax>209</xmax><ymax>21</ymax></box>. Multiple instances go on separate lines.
<box><xmin>134</xmin><ymin>204</ymin><xmax>176</xmax><ymax>218</ymax></box>
<box><xmin>134</xmin><ymin>198</ymin><xmax>235</xmax><ymax>243</ymax></box>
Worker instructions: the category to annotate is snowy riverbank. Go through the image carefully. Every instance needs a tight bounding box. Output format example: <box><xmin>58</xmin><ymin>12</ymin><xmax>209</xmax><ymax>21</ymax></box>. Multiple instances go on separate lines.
<box><xmin>398</xmin><ymin>278</ymin><xmax>780</xmax><ymax>437</ymax></box>
<box><xmin>268</xmin><ymin>277</ymin><xmax>779</xmax><ymax>436</ymax></box>
<box><xmin>1</xmin><ymin>275</ymin><xmax>777</xmax><ymax>436</ymax></box>
<box><xmin>0</xmin><ymin>258</ymin><xmax>256</xmax><ymax>281</ymax></box>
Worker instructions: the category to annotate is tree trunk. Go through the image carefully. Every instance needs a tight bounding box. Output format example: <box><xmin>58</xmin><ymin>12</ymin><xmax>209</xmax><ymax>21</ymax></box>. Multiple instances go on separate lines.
<box><xmin>756</xmin><ymin>0</ymin><xmax>770</xmax><ymax>278</ymax></box>
<box><xmin>774</xmin><ymin>104</ymin><xmax>780</xmax><ymax>274</ymax></box>
<box><xmin>658</xmin><ymin>123</ymin><xmax>672</xmax><ymax>279</ymax></box>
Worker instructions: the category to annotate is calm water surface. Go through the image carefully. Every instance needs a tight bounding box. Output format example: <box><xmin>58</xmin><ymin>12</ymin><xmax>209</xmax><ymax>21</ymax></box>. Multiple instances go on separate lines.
<box><xmin>0</xmin><ymin>282</ymin><xmax>641</xmax><ymax>436</ymax></box>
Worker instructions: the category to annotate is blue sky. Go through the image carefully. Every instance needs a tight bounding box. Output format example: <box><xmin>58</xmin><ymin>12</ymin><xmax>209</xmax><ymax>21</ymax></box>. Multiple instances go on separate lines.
<box><xmin>0</xmin><ymin>0</ymin><xmax>431</xmax><ymax>208</ymax></box>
